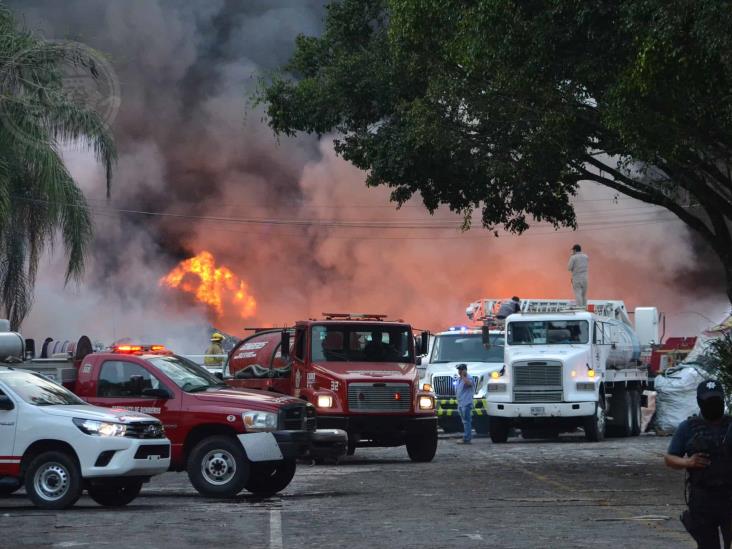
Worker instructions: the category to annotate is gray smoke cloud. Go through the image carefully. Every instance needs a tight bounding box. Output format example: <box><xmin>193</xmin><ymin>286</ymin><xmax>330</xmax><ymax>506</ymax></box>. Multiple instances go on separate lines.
<box><xmin>8</xmin><ymin>0</ymin><xmax>730</xmax><ymax>350</ymax></box>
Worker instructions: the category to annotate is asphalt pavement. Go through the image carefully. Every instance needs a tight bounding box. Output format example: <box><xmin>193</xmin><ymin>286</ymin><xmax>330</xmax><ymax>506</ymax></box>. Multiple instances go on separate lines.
<box><xmin>0</xmin><ymin>432</ymin><xmax>694</xmax><ymax>549</ymax></box>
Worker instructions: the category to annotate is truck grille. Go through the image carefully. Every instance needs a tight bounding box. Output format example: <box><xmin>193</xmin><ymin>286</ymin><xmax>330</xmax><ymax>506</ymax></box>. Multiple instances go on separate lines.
<box><xmin>279</xmin><ymin>404</ymin><xmax>316</xmax><ymax>431</ymax></box>
<box><xmin>432</xmin><ymin>375</ymin><xmax>479</xmax><ymax>397</ymax></box>
<box><xmin>348</xmin><ymin>383</ymin><xmax>411</xmax><ymax>412</ymax></box>
<box><xmin>513</xmin><ymin>361</ymin><xmax>563</xmax><ymax>403</ymax></box>
<box><xmin>125</xmin><ymin>421</ymin><xmax>165</xmax><ymax>439</ymax></box>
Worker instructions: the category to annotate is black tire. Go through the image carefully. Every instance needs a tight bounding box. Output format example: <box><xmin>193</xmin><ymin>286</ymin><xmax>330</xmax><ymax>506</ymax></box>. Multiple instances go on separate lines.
<box><xmin>608</xmin><ymin>389</ymin><xmax>633</xmax><ymax>438</ymax></box>
<box><xmin>474</xmin><ymin>417</ymin><xmax>491</xmax><ymax>436</ymax></box>
<box><xmin>489</xmin><ymin>417</ymin><xmax>510</xmax><ymax>443</ymax></box>
<box><xmin>0</xmin><ymin>480</ymin><xmax>20</xmax><ymax>496</ymax></box>
<box><xmin>88</xmin><ymin>480</ymin><xmax>143</xmax><ymax>507</ymax></box>
<box><xmin>24</xmin><ymin>451</ymin><xmax>82</xmax><ymax>510</ymax></box>
<box><xmin>187</xmin><ymin>436</ymin><xmax>249</xmax><ymax>497</ymax></box>
<box><xmin>406</xmin><ymin>430</ymin><xmax>438</xmax><ymax>462</ymax></box>
<box><xmin>245</xmin><ymin>459</ymin><xmax>296</xmax><ymax>497</ymax></box>
<box><xmin>631</xmin><ymin>390</ymin><xmax>642</xmax><ymax>436</ymax></box>
<box><xmin>346</xmin><ymin>436</ymin><xmax>357</xmax><ymax>456</ymax></box>
<box><xmin>583</xmin><ymin>401</ymin><xmax>606</xmax><ymax>442</ymax></box>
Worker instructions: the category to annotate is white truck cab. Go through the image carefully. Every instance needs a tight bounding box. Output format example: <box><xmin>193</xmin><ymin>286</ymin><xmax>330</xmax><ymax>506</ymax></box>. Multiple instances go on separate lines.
<box><xmin>420</xmin><ymin>326</ymin><xmax>504</xmax><ymax>435</ymax></box>
<box><xmin>0</xmin><ymin>367</ymin><xmax>170</xmax><ymax>509</ymax></box>
<box><xmin>481</xmin><ymin>299</ymin><xmax>655</xmax><ymax>443</ymax></box>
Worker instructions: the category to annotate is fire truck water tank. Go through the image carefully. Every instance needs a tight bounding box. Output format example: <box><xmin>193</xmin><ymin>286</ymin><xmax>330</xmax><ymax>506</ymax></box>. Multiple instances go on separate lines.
<box><xmin>0</xmin><ymin>331</ymin><xmax>25</xmax><ymax>360</ymax></box>
<box><xmin>605</xmin><ymin>319</ymin><xmax>641</xmax><ymax>368</ymax></box>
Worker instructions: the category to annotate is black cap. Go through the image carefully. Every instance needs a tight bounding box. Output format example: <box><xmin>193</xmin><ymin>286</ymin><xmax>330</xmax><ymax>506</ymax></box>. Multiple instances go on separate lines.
<box><xmin>697</xmin><ymin>379</ymin><xmax>725</xmax><ymax>401</ymax></box>
<box><xmin>572</xmin><ymin>244</ymin><xmax>582</xmax><ymax>252</ymax></box>
<box><xmin>456</xmin><ymin>363</ymin><xmax>468</xmax><ymax>371</ymax></box>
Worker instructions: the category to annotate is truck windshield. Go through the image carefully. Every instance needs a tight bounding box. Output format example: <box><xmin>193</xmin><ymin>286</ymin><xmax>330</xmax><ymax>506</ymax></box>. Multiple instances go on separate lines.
<box><xmin>2</xmin><ymin>371</ymin><xmax>86</xmax><ymax>406</ymax></box>
<box><xmin>507</xmin><ymin>320</ymin><xmax>589</xmax><ymax>345</ymax></box>
<box><xmin>311</xmin><ymin>325</ymin><xmax>414</xmax><ymax>363</ymax></box>
<box><xmin>430</xmin><ymin>333</ymin><xmax>504</xmax><ymax>363</ymax></box>
<box><xmin>147</xmin><ymin>355</ymin><xmax>225</xmax><ymax>392</ymax></box>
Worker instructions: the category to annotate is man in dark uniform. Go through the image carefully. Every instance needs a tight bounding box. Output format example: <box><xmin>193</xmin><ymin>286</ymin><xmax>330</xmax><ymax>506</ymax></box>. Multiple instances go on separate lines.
<box><xmin>665</xmin><ymin>380</ymin><xmax>732</xmax><ymax>549</ymax></box>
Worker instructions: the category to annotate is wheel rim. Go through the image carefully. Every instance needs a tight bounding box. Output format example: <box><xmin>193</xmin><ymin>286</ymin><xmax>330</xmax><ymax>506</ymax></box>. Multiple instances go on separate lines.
<box><xmin>201</xmin><ymin>449</ymin><xmax>236</xmax><ymax>486</ymax></box>
<box><xmin>34</xmin><ymin>462</ymin><xmax>70</xmax><ymax>502</ymax></box>
<box><xmin>597</xmin><ymin>403</ymin><xmax>606</xmax><ymax>434</ymax></box>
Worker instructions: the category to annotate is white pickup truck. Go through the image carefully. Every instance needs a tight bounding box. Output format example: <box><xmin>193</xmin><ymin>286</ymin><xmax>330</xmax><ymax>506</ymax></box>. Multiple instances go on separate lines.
<box><xmin>0</xmin><ymin>366</ymin><xmax>171</xmax><ymax>509</ymax></box>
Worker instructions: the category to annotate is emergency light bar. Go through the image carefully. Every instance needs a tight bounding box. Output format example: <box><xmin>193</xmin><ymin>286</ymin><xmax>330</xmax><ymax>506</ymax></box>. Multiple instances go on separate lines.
<box><xmin>111</xmin><ymin>344</ymin><xmax>171</xmax><ymax>355</ymax></box>
<box><xmin>322</xmin><ymin>313</ymin><xmax>390</xmax><ymax>321</ymax></box>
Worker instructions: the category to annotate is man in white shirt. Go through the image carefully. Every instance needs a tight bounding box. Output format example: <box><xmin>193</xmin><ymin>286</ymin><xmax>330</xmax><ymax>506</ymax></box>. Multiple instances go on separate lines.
<box><xmin>568</xmin><ymin>244</ymin><xmax>589</xmax><ymax>307</ymax></box>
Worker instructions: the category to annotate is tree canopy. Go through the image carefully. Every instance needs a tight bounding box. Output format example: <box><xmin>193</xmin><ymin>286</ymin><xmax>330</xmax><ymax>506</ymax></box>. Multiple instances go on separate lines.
<box><xmin>0</xmin><ymin>5</ymin><xmax>116</xmax><ymax>329</ymax></box>
<box><xmin>261</xmin><ymin>0</ymin><xmax>732</xmax><ymax>302</ymax></box>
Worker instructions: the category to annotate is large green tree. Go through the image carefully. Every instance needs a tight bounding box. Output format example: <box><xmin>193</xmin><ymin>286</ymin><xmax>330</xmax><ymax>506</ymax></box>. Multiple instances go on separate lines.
<box><xmin>261</xmin><ymin>0</ymin><xmax>732</xmax><ymax>302</ymax></box>
<box><xmin>0</xmin><ymin>5</ymin><xmax>115</xmax><ymax>329</ymax></box>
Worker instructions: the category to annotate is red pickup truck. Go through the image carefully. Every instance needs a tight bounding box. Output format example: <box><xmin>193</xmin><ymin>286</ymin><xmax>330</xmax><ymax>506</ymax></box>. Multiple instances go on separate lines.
<box><xmin>21</xmin><ymin>343</ymin><xmax>318</xmax><ymax>497</ymax></box>
<box><xmin>226</xmin><ymin>314</ymin><xmax>438</xmax><ymax>462</ymax></box>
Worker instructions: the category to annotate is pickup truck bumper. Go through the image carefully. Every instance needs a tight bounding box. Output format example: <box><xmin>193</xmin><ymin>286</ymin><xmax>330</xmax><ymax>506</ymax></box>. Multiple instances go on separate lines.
<box><xmin>487</xmin><ymin>401</ymin><xmax>596</xmax><ymax>418</ymax></box>
<box><xmin>272</xmin><ymin>430</ymin><xmax>312</xmax><ymax>460</ymax></box>
<box><xmin>82</xmin><ymin>438</ymin><xmax>171</xmax><ymax>478</ymax></box>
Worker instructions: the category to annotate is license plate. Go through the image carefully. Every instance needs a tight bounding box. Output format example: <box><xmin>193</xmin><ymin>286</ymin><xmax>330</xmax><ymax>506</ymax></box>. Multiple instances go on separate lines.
<box><xmin>530</xmin><ymin>406</ymin><xmax>545</xmax><ymax>416</ymax></box>
<box><xmin>147</xmin><ymin>455</ymin><xmax>160</xmax><ymax>461</ymax></box>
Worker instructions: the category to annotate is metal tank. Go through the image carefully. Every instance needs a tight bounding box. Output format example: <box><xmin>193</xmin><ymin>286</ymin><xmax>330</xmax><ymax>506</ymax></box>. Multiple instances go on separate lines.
<box><xmin>605</xmin><ymin>319</ymin><xmax>641</xmax><ymax>367</ymax></box>
<box><xmin>0</xmin><ymin>330</ymin><xmax>24</xmax><ymax>360</ymax></box>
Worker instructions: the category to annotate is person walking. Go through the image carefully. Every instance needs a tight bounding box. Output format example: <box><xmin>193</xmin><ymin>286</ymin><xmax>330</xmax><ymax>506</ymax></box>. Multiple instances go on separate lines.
<box><xmin>664</xmin><ymin>380</ymin><xmax>732</xmax><ymax>549</ymax></box>
<box><xmin>455</xmin><ymin>363</ymin><xmax>474</xmax><ymax>444</ymax></box>
<box><xmin>567</xmin><ymin>244</ymin><xmax>589</xmax><ymax>307</ymax></box>
<box><xmin>204</xmin><ymin>332</ymin><xmax>226</xmax><ymax>368</ymax></box>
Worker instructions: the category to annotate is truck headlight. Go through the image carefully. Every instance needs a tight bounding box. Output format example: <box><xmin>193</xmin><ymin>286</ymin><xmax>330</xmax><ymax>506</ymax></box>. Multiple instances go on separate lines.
<box><xmin>487</xmin><ymin>383</ymin><xmax>507</xmax><ymax>393</ymax></box>
<box><xmin>73</xmin><ymin>418</ymin><xmax>127</xmax><ymax>437</ymax></box>
<box><xmin>317</xmin><ymin>395</ymin><xmax>333</xmax><ymax>408</ymax></box>
<box><xmin>242</xmin><ymin>411</ymin><xmax>278</xmax><ymax>432</ymax></box>
<box><xmin>418</xmin><ymin>395</ymin><xmax>434</xmax><ymax>410</ymax></box>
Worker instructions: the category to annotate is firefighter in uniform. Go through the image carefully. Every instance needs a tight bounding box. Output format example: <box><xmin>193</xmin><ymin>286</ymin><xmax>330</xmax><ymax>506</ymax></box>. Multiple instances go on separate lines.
<box><xmin>665</xmin><ymin>380</ymin><xmax>732</xmax><ymax>549</ymax></box>
<box><xmin>204</xmin><ymin>333</ymin><xmax>226</xmax><ymax>368</ymax></box>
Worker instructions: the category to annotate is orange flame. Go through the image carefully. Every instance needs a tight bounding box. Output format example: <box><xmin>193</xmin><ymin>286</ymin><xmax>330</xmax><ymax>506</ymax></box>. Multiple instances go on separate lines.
<box><xmin>160</xmin><ymin>251</ymin><xmax>257</xmax><ymax>319</ymax></box>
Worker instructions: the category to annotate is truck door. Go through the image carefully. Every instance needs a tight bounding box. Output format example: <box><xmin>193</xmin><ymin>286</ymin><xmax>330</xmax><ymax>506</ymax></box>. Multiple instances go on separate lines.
<box><xmin>227</xmin><ymin>333</ymin><xmax>279</xmax><ymax>392</ymax></box>
<box><xmin>87</xmin><ymin>360</ymin><xmax>180</xmax><ymax>442</ymax></box>
<box><xmin>0</xmin><ymin>386</ymin><xmax>18</xmax><ymax>475</ymax></box>
<box><xmin>269</xmin><ymin>336</ymin><xmax>294</xmax><ymax>395</ymax></box>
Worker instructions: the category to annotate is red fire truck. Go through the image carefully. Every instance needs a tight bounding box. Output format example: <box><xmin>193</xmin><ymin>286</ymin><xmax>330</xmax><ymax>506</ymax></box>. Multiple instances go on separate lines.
<box><xmin>13</xmin><ymin>339</ymin><xmax>320</xmax><ymax>498</ymax></box>
<box><xmin>225</xmin><ymin>313</ymin><xmax>438</xmax><ymax>461</ymax></box>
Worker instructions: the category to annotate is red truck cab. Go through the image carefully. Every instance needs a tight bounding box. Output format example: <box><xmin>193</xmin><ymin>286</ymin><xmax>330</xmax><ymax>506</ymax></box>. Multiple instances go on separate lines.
<box><xmin>24</xmin><ymin>344</ymin><xmax>317</xmax><ymax>498</ymax></box>
<box><xmin>226</xmin><ymin>314</ymin><xmax>438</xmax><ymax>462</ymax></box>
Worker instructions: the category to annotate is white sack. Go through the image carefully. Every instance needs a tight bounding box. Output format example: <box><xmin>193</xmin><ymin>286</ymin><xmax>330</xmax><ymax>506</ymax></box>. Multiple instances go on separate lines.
<box><xmin>654</xmin><ymin>364</ymin><xmax>707</xmax><ymax>433</ymax></box>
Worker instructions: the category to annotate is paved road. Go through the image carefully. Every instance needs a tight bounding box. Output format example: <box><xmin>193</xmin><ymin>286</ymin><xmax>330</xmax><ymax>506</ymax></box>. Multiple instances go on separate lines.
<box><xmin>0</xmin><ymin>433</ymin><xmax>694</xmax><ymax>549</ymax></box>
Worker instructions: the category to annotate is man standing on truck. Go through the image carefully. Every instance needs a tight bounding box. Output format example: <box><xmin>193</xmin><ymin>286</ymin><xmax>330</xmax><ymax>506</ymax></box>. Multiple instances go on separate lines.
<box><xmin>568</xmin><ymin>244</ymin><xmax>589</xmax><ymax>307</ymax></box>
<box><xmin>497</xmin><ymin>297</ymin><xmax>521</xmax><ymax>320</ymax></box>
<box><xmin>664</xmin><ymin>380</ymin><xmax>732</xmax><ymax>549</ymax></box>
<box><xmin>456</xmin><ymin>364</ymin><xmax>474</xmax><ymax>444</ymax></box>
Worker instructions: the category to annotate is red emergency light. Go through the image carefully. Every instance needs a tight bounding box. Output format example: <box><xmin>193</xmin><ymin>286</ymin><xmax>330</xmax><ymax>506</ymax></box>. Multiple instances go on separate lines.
<box><xmin>111</xmin><ymin>344</ymin><xmax>171</xmax><ymax>355</ymax></box>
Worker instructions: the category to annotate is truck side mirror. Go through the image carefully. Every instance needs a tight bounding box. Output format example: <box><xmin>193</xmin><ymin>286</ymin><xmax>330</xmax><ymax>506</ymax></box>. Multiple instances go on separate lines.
<box><xmin>0</xmin><ymin>395</ymin><xmax>14</xmax><ymax>411</ymax></box>
<box><xmin>420</xmin><ymin>331</ymin><xmax>429</xmax><ymax>356</ymax></box>
<box><xmin>141</xmin><ymin>388</ymin><xmax>172</xmax><ymax>399</ymax></box>
<box><xmin>281</xmin><ymin>331</ymin><xmax>290</xmax><ymax>359</ymax></box>
<box><xmin>482</xmin><ymin>326</ymin><xmax>491</xmax><ymax>348</ymax></box>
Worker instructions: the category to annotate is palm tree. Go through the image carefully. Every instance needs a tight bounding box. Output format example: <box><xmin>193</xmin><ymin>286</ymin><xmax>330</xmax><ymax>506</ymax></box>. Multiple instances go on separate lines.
<box><xmin>0</xmin><ymin>5</ymin><xmax>116</xmax><ymax>330</ymax></box>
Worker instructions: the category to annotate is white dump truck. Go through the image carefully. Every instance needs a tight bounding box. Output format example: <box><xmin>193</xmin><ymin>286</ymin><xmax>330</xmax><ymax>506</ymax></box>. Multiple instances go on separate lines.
<box><xmin>475</xmin><ymin>299</ymin><xmax>658</xmax><ymax>443</ymax></box>
<box><xmin>419</xmin><ymin>326</ymin><xmax>504</xmax><ymax>435</ymax></box>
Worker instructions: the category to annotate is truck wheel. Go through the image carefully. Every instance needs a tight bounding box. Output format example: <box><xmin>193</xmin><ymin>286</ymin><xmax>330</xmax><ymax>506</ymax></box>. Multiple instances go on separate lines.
<box><xmin>187</xmin><ymin>436</ymin><xmax>249</xmax><ymax>497</ymax></box>
<box><xmin>24</xmin><ymin>451</ymin><xmax>82</xmax><ymax>509</ymax></box>
<box><xmin>631</xmin><ymin>390</ymin><xmax>642</xmax><ymax>436</ymax></box>
<box><xmin>406</xmin><ymin>431</ymin><xmax>438</xmax><ymax>462</ymax></box>
<box><xmin>608</xmin><ymin>389</ymin><xmax>633</xmax><ymax>438</ymax></box>
<box><xmin>583</xmin><ymin>401</ymin><xmax>606</xmax><ymax>442</ymax></box>
<box><xmin>489</xmin><ymin>418</ymin><xmax>509</xmax><ymax>443</ymax></box>
<box><xmin>88</xmin><ymin>480</ymin><xmax>143</xmax><ymax>507</ymax></box>
<box><xmin>245</xmin><ymin>459</ymin><xmax>296</xmax><ymax>497</ymax></box>
<box><xmin>474</xmin><ymin>417</ymin><xmax>491</xmax><ymax>436</ymax></box>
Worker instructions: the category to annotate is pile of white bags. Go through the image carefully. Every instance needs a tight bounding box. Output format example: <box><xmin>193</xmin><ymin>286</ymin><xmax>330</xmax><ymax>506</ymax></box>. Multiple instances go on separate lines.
<box><xmin>654</xmin><ymin>364</ymin><xmax>708</xmax><ymax>433</ymax></box>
